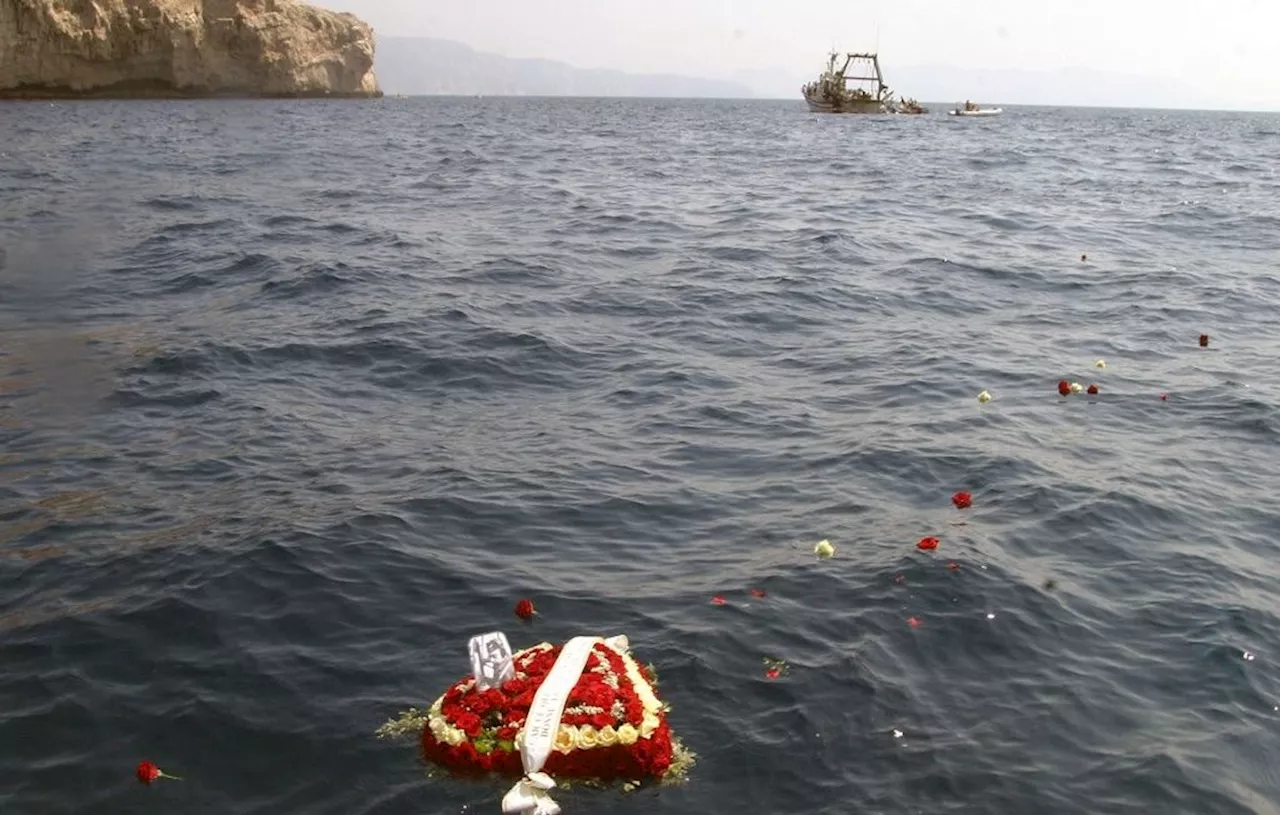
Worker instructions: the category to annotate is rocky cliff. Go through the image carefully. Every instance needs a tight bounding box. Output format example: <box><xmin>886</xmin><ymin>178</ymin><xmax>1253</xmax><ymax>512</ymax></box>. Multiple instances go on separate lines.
<box><xmin>0</xmin><ymin>0</ymin><xmax>380</xmax><ymax>98</ymax></box>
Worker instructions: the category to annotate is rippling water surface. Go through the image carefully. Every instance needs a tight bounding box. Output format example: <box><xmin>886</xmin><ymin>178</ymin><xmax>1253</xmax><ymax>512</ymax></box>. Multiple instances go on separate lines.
<box><xmin>2</xmin><ymin>97</ymin><xmax>1280</xmax><ymax>814</ymax></box>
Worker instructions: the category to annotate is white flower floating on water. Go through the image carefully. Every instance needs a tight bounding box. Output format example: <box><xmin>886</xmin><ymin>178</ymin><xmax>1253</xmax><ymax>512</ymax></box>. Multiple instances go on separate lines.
<box><xmin>814</xmin><ymin>539</ymin><xmax>835</xmax><ymax>558</ymax></box>
<box><xmin>977</xmin><ymin>390</ymin><xmax>993</xmax><ymax>404</ymax></box>
<box><xmin>1243</xmin><ymin>651</ymin><xmax>1256</xmax><ymax>661</ymax></box>
<box><xmin>892</xmin><ymin>729</ymin><xmax>904</xmax><ymax>739</ymax></box>
<box><xmin>986</xmin><ymin>612</ymin><xmax>996</xmax><ymax>620</ymax></box>
<box><xmin>1095</xmin><ymin>359</ymin><xmax>1107</xmax><ymax>369</ymax></box>
<box><xmin>1070</xmin><ymin>382</ymin><xmax>1084</xmax><ymax>394</ymax></box>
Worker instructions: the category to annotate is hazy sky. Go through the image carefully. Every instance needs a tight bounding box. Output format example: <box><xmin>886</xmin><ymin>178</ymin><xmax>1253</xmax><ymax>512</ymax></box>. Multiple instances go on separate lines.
<box><xmin>317</xmin><ymin>0</ymin><xmax>1280</xmax><ymax>108</ymax></box>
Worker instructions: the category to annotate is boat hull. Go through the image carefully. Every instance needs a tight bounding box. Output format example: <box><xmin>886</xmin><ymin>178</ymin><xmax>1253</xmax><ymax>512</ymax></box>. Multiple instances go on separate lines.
<box><xmin>804</xmin><ymin>93</ymin><xmax>885</xmax><ymax>114</ymax></box>
<box><xmin>948</xmin><ymin>108</ymin><xmax>1003</xmax><ymax>117</ymax></box>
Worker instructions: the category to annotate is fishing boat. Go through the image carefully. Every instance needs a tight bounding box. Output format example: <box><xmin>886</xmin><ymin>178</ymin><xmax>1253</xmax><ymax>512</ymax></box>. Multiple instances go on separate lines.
<box><xmin>895</xmin><ymin>96</ymin><xmax>928</xmax><ymax>115</ymax></box>
<box><xmin>948</xmin><ymin>100</ymin><xmax>1002</xmax><ymax>116</ymax></box>
<box><xmin>802</xmin><ymin>52</ymin><xmax>894</xmax><ymax>114</ymax></box>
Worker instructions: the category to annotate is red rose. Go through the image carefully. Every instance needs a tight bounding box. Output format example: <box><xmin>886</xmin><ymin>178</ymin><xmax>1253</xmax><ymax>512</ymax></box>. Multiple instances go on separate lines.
<box><xmin>503</xmin><ymin>677</ymin><xmax>529</xmax><ymax>695</ymax></box>
<box><xmin>514</xmin><ymin>598</ymin><xmax>536</xmax><ymax>620</ymax></box>
<box><xmin>1086</xmin><ymin>384</ymin><xmax>1099</xmax><ymax>395</ymax></box>
<box><xmin>136</xmin><ymin>761</ymin><xmax>160</xmax><ymax>785</ymax></box>
<box><xmin>453</xmin><ymin>741</ymin><xmax>480</xmax><ymax>765</ymax></box>
<box><xmin>497</xmin><ymin>725</ymin><xmax>517</xmax><ymax>742</ymax></box>
<box><xmin>454</xmin><ymin>711</ymin><xmax>482</xmax><ymax>737</ymax></box>
<box><xmin>1199</xmin><ymin>333</ymin><xmax>1209</xmax><ymax>347</ymax></box>
<box><xmin>624</xmin><ymin>699</ymin><xmax>644</xmax><ymax>724</ymax></box>
<box><xmin>917</xmin><ymin>536</ymin><xmax>940</xmax><ymax>551</ymax></box>
<box><xmin>1057</xmin><ymin>379</ymin><xmax>1071</xmax><ymax>396</ymax></box>
<box><xmin>951</xmin><ymin>491</ymin><xmax>972</xmax><ymax>509</ymax></box>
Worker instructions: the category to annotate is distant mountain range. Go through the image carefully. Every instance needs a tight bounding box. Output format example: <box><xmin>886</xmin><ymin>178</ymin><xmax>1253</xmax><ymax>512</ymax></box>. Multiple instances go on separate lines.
<box><xmin>375</xmin><ymin>37</ymin><xmax>754</xmax><ymax>98</ymax></box>
<box><xmin>374</xmin><ymin>37</ymin><xmax>1255</xmax><ymax>111</ymax></box>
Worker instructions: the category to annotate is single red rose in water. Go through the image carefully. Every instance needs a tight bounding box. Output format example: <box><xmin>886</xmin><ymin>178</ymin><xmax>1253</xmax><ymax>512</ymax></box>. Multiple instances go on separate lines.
<box><xmin>514</xmin><ymin>599</ymin><xmax>536</xmax><ymax>620</ymax></box>
<box><xmin>1087</xmin><ymin>384</ymin><xmax>1099</xmax><ymax>395</ymax></box>
<box><xmin>907</xmin><ymin>617</ymin><xmax>922</xmax><ymax>629</ymax></box>
<box><xmin>951</xmin><ymin>491</ymin><xmax>972</xmax><ymax>509</ymax></box>
<box><xmin>947</xmin><ymin>561</ymin><xmax>960</xmax><ymax>571</ymax></box>
<box><xmin>917</xmin><ymin>536</ymin><xmax>940</xmax><ymax>551</ymax></box>
<box><xmin>136</xmin><ymin>761</ymin><xmax>160</xmax><ymax>785</ymax></box>
<box><xmin>1199</xmin><ymin>333</ymin><xmax>1209</xmax><ymax>347</ymax></box>
<box><xmin>749</xmin><ymin>588</ymin><xmax>767</xmax><ymax>598</ymax></box>
<box><xmin>135</xmin><ymin>760</ymin><xmax>179</xmax><ymax>784</ymax></box>
<box><xmin>764</xmin><ymin>666</ymin><xmax>782</xmax><ymax>680</ymax></box>
<box><xmin>710</xmin><ymin>594</ymin><xmax>726</xmax><ymax>605</ymax></box>
<box><xmin>1058</xmin><ymin>379</ymin><xmax>1071</xmax><ymax>396</ymax></box>
<box><xmin>1160</xmin><ymin>393</ymin><xmax>1168</xmax><ymax>401</ymax></box>
<box><xmin>893</xmin><ymin>574</ymin><xmax>906</xmax><ymax>584</ymax></box>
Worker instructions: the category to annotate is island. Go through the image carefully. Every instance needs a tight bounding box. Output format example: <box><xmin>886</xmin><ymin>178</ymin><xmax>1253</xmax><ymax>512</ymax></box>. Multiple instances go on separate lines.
<box><xmin>0</xmin><ymin>0</ymin><xmax>381</xmax><ymax>99</ymax></box>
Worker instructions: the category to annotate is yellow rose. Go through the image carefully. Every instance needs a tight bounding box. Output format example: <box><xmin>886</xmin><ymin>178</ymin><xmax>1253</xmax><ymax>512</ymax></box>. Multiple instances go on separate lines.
<box><xmin>573</xmin><ymin>725</ymin><xmax>599</xmax><ymax>750</ymax></box>
<box><xmin>554</xmin><ymin>725</ymin><xmax>577</xmax><ymax>754</ymax></box>
<box><xmin>616</xmin><ymin>724</ymin><xmax>639</xmax><ymax>745</ymax></box>
<box><xmin>596</xmin><ymin>725</ymin><xmax>619</xmax><ymax>747</ymax></box>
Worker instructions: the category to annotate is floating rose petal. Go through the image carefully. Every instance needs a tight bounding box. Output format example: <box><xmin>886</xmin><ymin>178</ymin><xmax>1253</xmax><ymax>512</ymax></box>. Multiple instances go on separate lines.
<box><xmin>951</xmin><ymin>491</ymin><xmax>972</xmax><ymax>509</ymax></box>
<box><xmin>907</xmin><ymin>617</ymin><xmax>922</xmax><ymax>629</ymax></box>
<box><xmin>749</xmin><ymin>588</ymin><xmax>767</xmax><ymax>599</ymax></box>
<box><xmin>893</xmin><ymin>574</ymin><xmax>906</xmax><ymax>584</ymax></box>
<box><xmin>710</xmin><ymin>594</ymin><xmax>726</xmax><ymax>606</ymax></box>
<box><xmin>1087</xmin><ymin>384</ymin><xmax>1099</xmax><ymax>395</ymax></box>
<box><xmin>917</xmin><ymin>536</ymin><xmax>940</xmax><ymax>551</ymax></box>
<box><xmin>514</xmin><ymin>598</ymin><xmax>536</xmax><ymax>620</ymax></box>
<box><xmin>947</xmin><ymin>561</ymin><xmax>960</xmax><ymax>571</ymax></box>
<box><xmin>1058</xmin><ymin>379</ymin><xmax>1071</xmax><ymax>396</ymax></box>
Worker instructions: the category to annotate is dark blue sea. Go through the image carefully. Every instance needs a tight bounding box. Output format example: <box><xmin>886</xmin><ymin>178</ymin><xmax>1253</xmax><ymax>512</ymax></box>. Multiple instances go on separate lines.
<box><xmin>2</xmin><ymin>97</ymin><xmax>1280</xmax><ymax>815</ymax></box>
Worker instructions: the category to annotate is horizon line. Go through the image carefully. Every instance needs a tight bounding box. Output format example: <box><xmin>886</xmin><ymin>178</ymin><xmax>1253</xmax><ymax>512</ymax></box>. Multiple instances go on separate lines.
<box><xmin>375</xmin><ymin>94</ymin><xmax>1280</xmax><ymax>115</ymax></box>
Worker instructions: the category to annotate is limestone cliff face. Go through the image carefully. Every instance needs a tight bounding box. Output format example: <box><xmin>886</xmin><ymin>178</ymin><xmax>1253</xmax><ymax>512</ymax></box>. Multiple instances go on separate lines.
<box><xmin>0</xmin><ymin>0</ymin><xmax>380</xmax><ymax>98</ymax></box>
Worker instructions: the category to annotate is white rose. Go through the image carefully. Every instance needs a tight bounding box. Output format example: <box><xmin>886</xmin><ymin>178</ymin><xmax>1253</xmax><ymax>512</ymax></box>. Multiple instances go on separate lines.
<box><xmin>596</xmin><ymin>725</ymin><xmax>620</xmax><ymax>747</ymax></box>
<box><xmin>616</xmin><ymin>724</ymin><xmax>639</xmax><ymax>745</ymax></box>
<box><xmin>574</xmin><ymin>725</ymin><xmax>599</xmax><ymax>750</ymax></box>
<box><xmin>554</xmin><ymin>725</ymin><xmax>577</xmax><ymax>754</ymax></box>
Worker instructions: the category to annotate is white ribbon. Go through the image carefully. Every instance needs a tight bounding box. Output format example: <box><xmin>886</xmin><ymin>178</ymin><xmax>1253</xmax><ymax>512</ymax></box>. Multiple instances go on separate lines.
<box><xmin>500</xmin><ymin>635</ymin><xmax>627</xmax><ymax>815</ymax></box>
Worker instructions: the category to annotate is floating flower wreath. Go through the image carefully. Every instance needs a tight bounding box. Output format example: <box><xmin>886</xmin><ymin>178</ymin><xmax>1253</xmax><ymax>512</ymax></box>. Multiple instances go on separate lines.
<box><xmin>379</xmin><ymin>634</ymin><xmax>693</xmax><ymax>811</ymax></box>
